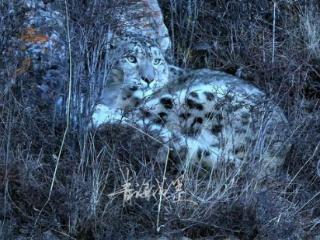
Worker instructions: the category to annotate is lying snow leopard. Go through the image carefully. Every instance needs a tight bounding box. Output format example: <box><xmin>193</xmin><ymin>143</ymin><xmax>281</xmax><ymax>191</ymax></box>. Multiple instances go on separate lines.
<box><xmin>93</xmin><ymin>37</ymin><xmax>290</xmax><ymax>177</ymax></box>
<box><xmin>139</xmin><ymin>70</ymin><xmax>291</xmax><ymax>177</ymax></box>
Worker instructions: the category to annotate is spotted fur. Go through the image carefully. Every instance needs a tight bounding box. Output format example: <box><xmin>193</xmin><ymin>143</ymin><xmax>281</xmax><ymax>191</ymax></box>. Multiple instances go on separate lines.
<box><xmin>138</xmin><ymin>70</ymin><xmax>291</xmax><ymax>177</ymax></box>
<box><xmin>93</xmin><ymin>38</ymin><xmax>291</xmax><ymax>178</ymax></box>
<box><xmin>99</xmin><ymin>36</ymin><xmax>170</xmax><ymax>114</ymax></box>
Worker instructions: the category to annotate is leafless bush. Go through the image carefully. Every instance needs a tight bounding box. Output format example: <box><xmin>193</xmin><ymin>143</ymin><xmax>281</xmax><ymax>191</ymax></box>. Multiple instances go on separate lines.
<box><xmin>159</xmin><ymin>0</ymin><xmax>320</xmax><ymax>237</ymax></box>
<box><xmin>1</xmin><ymin>0</ymin><xmax>320</xmax><ymax>239</ymax></box>
<box><xmin>161</xmin><ymin>0</ymin><xmax>320</xmax><ymax>99</ymax></box>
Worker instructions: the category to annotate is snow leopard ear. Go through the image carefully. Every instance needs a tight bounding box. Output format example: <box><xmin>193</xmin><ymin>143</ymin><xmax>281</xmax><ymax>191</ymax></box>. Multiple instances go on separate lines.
<box><xmin>106</xmin><ymin>31</ymin><xmax>122</xmax><ymax>50</ymax></box>
<box><xmin>106</xmin><ymin>32</ymin><xmax>135</xmax><ymax>50</ymax></box>
<box><xmin>158</xmin><ymin>35</ymin><xmax>171</xmax><ymax>54</ymax></box>
<box><xmin>106</xmin><ymin>31</ymin><xmax>114</xmax><ymax>49</ymax></box>
<box><xmin>106</xmin><ymin>37</ymin><xmax>118</xmax><ymax>50</ymax></box>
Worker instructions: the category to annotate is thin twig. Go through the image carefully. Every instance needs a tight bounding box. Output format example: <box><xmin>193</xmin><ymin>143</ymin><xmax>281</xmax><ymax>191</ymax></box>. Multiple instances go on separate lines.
<box><xmin>156</xmin><ymin>146</ymin><xmax>170</xmax><ymax>232</ymax></box>
<box><xmin>34</xmin><ymin>0</ymin><xmax>73</xmax><ymax>228</ymax></box>
<box><xmin>272</xmin><ymin>1</ymin><xmax>277</xmax><ymax>64</ymax></box>
<box><xmin>285</xmin><ymin>140</ymin><xmax>320</xmax><ymax>193</ymax></box>
<box><xmin>123</xmin><ymin>122</ymin><xmax>167</xmax><ymax>146</ymax></box>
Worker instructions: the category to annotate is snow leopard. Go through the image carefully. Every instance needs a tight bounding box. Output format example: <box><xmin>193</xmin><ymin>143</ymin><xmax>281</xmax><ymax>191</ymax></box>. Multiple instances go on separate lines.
<box><xmin>93</xmin><ymin>37</ymin><xmax>291</xmax><ymax>178</ymax></box>
<box><xmin>93</xmin><ymin>36</ymin><xmax>183</xmax><ymax>124</ymax></box>
<box><xmin>138</xmin><ymin>70</ymin><xmax>291</xmax><ymax>177</ymax></box>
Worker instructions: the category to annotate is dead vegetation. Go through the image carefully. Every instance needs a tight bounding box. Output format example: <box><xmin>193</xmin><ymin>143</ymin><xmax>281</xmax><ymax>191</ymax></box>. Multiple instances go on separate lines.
<box><xmin>0</xmin><ymin>0</ymin><xmax>320</xmax><ymax>239</ymax></box>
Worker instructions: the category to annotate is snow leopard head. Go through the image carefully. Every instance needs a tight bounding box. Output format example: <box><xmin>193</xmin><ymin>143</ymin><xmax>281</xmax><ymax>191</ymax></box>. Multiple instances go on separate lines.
<box><xmin>101</xmin><ymin>36</ymin><xmax>170</xmax><ymax>111</ymax></box>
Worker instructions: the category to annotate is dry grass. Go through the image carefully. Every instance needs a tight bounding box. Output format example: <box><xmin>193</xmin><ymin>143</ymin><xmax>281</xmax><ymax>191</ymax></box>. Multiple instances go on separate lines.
<box><xmin>0</xmin><ymin>0</ymin><xmax>320</xmax><ymax>239</ymax></box>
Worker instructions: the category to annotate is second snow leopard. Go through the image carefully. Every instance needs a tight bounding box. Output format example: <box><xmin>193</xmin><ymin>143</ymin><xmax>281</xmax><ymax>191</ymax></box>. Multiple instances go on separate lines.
<box><xmin>93</xmin><ymin>36</ymin><xmax>291</xmax><ymax>177</ymax></box>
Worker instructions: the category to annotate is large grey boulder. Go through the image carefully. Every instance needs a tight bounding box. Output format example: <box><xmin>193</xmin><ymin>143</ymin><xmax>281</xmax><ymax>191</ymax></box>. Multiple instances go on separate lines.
<box><xmin>1</xmin><ymin>0</ymin><xmax>170</xmax><ymax>115</ymax></box>
<box><xmin>111</xmin><ymin>0</ymin><xmax>171</xmax><ymax>52</ymax></box>
<box><xmin>1</xmin><ymin>0</ymin><xmax>66</xmax><ymax>112</ymax></box>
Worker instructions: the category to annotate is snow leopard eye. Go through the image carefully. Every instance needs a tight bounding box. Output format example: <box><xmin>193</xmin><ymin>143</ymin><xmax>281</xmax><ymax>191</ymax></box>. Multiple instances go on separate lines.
<box><xmin>153</xmin><ymin>58</ymin><xmax>162</xmax><ymax>65</ymax></box>
<box><xmin>126</xmin><ymin>56</ymin><xmax>137</xmax><ymax>63</ymax></box>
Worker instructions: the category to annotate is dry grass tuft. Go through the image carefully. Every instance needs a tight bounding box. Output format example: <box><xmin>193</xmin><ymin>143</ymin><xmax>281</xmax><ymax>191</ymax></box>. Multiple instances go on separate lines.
<box><xmin>0</xmin><ymin>0</ymin><xmax>319</xmax><ymax>239</ymax></box>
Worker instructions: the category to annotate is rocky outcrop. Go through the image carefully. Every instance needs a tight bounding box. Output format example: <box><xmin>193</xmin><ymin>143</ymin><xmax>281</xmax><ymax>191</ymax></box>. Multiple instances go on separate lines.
<box><xmin>1</xmin><ymin>0</ymin><xmax>170</xmax><ymax>114</ymax></box>
<box><xmin>24</xmin><ymin>2</ymin><xmax>66</xmax><ymax>109</ymax></box>
<box><xmin>1</xmin><ymin>1</ymin><xmax>66</xmax><ymax>112</ymax></box>
<box><xmin>111</xmin><ymin>0</ymin><xmax>171</xmax><ymax>52</ymax></box>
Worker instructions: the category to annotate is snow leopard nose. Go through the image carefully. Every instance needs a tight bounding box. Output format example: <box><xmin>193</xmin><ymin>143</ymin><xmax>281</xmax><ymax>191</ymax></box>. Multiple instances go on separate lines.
<box><xmin>140</xmin><ymin>63</ymin><xmax>155</xmax><ymax>84</ymax></box>
<box><xmin>141</xmin><ymin>76</ymin><xmax>154</xmax><ymax>84</ymax></box>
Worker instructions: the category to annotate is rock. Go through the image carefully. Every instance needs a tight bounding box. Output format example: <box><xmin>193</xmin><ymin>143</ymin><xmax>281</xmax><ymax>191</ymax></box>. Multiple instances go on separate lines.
<box><xmin>2</xmin><ymin>0</ymin><xmax>170</xmax><ymax>115</ymax></box>
<box><xmin>112</xmin><ymin>0</ymin><xmax>171</xmax><ymax>52</ymax></box>
<box><xmin>1</xmin><ymin>0</ymin><xmax>66</xmax><ymax>112</ymax></box>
